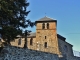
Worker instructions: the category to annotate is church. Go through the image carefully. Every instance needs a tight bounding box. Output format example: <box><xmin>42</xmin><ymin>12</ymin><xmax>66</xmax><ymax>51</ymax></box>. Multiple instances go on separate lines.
<box><xmin>10</xmin><ymin>16</ymin><xmax>75</xmax><ymax>59</ymax></box>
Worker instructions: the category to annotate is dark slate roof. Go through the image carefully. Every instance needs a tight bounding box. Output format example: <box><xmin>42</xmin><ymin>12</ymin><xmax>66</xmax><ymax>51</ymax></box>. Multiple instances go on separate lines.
<box><xmin>57</xmin><ymin>34</ymin><xmax>66</xmax><ymax>41</ymax></box>
<box><xmin>27</xmin><ymin>33</ymin><xmax>36</xmax><ymax>38</ymax></box>
<box><xmin>36</xmin><ymin>16</ymin><xmax>56</xmax><ymax>21</ymax></box>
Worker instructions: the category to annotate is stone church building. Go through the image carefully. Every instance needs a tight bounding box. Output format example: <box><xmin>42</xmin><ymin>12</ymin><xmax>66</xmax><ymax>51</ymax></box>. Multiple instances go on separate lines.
<box><xmin>10</xmin><ymin>16</ymin><xmax>78</xmax><ymax>59</ymax></box>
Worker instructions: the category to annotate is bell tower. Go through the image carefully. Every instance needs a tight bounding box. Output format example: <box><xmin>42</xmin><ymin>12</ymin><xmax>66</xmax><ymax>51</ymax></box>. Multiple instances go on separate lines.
<box><xmin>35</xmin><ymin>16</ymin><xmax>60</xmax><ymax>54</ymax></box>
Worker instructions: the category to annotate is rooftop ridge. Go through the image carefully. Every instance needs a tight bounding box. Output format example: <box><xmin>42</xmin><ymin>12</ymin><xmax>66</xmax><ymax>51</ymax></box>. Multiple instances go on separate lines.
<box><xmin>44</xmin><ymin>16</ymin><xmax>56</xmax><ymax>20</ymax></box>
<box><xmin>36</xmin><ymin>16</ymin><xmax>56</xmax><ymax>21</ymax></box>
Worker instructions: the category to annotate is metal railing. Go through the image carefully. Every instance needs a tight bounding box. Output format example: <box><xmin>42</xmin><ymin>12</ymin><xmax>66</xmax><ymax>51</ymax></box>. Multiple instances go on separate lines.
<box><xmin>73</xmin><ymin>50</ymin><xmax>80</xmax><ymax>57</ymax></box>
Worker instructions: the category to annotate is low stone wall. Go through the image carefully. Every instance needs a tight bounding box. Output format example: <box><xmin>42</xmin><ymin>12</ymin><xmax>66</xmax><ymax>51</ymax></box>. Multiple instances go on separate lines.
<box><xmin>67</xmin><ymin>56</ymin><xmax>80</xmax><ymax>60</ymax></box>
<box><xmin>0</xmin><ymin>46</ymin><xmax>59</xmax><ymax>60</ymax></box>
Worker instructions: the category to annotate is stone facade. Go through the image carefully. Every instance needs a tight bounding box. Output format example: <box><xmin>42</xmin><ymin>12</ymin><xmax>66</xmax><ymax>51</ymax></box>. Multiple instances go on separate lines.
<box><xmin>10</xmin><ymin>37</ymin><xmax>25</xmax><ymax>47</ymax></box>
<box><xmin>35</xmin><ymin>22</ymin><xmax>60</xmax><ymax>54</ymax></box>
<box><xmin>10</xmin><ymin>17</ymin><xmax>60</xmax><ymax>55</ymax></box>
<box><xmin>58</xmin><ymin>38</ymin><xmax>74</xmax><ymax>60</ymax></box>
<box><xmin>3</xmin><ymin>16</ymin><xmax>80</xmax><ymax>60</ymax></box>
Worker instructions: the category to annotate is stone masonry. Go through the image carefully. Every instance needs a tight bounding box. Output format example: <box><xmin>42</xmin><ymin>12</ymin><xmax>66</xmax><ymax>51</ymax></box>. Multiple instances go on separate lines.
<box><xmin>1</xmin><ymin>16</ymin><xmax>80</xmax><ymax>60</ymax></box>
<box><xmin>0</xmin><ymin>46</ymin><xmax>59</xmax><ymax>60</ymax></box>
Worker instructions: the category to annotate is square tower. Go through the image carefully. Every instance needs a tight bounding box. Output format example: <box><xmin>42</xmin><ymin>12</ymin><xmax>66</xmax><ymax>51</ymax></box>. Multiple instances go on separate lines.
<box><xmin>35</xmin><ymin>16</ymin><xmax>60</xmax><ymax>54</ymax></box>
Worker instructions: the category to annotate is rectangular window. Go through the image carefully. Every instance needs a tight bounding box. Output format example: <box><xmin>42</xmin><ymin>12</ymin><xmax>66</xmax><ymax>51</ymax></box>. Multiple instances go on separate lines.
<box><xmin>30</xmin><ymin>38</ymin><xmax>33</xmax><ymax>45</ymax></box>
<box><xmin>47</xmin><ymin>23</ymin><xmax>49</xmax><ymax>29</ymax></box>
<box><xmin>44</xmin><ymin>42</ymin><xmax>47</xmax><ymax>48</ymax></box>
<box><xmin>18</xmin><ymin>38</ymin><xmax>21</xmax><ymax>45</ymax></box>
<box><xmin>45</xmin><ymin>36</ymin><xmax>46</xmax><ymax>39</ymax></box>
<box><xmin>42</xmin><ymin>23</ymin><xmax>45</xmax><ymax>29</ymax></box>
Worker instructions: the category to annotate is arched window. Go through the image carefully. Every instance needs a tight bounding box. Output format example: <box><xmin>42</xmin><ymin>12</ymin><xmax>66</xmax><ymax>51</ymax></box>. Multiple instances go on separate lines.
<box><xmin>42</xmin><ymin>23</ymin><xmax>45</xmax><ymax>29</ymax></box>
<box><xmin>47</xmin><ymin>23</ymin><xmax>49</xmax><ymax>29</ymax></box>
<box><xmin>18</xmin><ymin>38</ymin><xmax>21</xmax><ymax>45</ymax></box>
<box><xmin>30</xmin><ymin>38</ymin><xmax>33</xmax><ymax>45</ymax></box>
<box><xmin>44</xmin><ymin>42</ymin><xmax>47</xmax><ymax>48</ymax></box>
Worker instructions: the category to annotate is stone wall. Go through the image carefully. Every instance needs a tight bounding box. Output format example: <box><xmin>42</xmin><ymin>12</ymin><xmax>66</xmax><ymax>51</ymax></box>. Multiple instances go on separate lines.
<box><xmin>10</xmin><ymin>37</ymin><xmax>25</xmax><ymax>47</ymax></box>
<box><xmin>58</xmin><ymin>38</ymin><xmax>80</xmax><ymax>60</ymax></box>
<box><xmin>67</xmin><ymin>56</ymin><xmax>80</xmax><ymax>60</ymax></box>
<box><xmin>0</xmin><ymin>46</ymin><xmax>59</xmax><ymax>60</ymax></box>
<box><xmin>36</xmin><ymin>22</ymin><xmax>56</xmax><ymax>29</ymax></box>
<box><xmin>36</xmin><ymin>22</ymin><xmax>60</xmax><ymax>55</ymax></box>
<box><xmin>58</xmin><ymin>38</ymin><xmax>74</xmax><ymax>55</ymax></box>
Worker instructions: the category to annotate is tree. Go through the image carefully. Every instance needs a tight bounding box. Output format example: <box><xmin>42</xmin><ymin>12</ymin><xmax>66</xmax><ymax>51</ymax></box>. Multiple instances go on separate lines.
<box><xmin>0</xmin><ymin>0</ymin><xmax>34</xmax><ymax>45</ymax></box>
<box><xmin>24</xmin><ymin>30</ymin><xmax>31</xmax><ymax>48</ymax></box>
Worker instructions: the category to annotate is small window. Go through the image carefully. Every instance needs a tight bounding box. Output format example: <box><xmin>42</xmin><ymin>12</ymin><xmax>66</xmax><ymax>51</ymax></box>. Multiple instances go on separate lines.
<box><xmin>64</xmin><ymin>45</ymin><xmax>68</xmax><ymax>52</ymax></box>
<box><xmin>47</xmin><ymin>23</ymin><xmax>49</xmax><ymax>29</ymax></box>
<box><xmin>45</xmin><ymin>36</ymin><xmax>46</xmax><ymax>39</ymax></box>
<box><xmin>18</xmin><ymin>38</ymin><xmax>21</xmax><ymax>45</ymax></box>
<box><xmin>44</xmin><ymin>42</ymin><xmax>47</xmax><ymax>48</ymax></box>
<box><xmin>42</xmin><ymin>23</ymin><xmax>45</xmax><ymax>29</ymax></box>
<box><xmin>30</xmin><ymin>38</ymin><xmax>33</xmax><ymax>45</ymax></box>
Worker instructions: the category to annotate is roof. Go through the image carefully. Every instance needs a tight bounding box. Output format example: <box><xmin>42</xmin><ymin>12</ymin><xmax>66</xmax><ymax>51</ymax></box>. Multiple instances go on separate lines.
<box><xmin>57</xmin><ymin>34</ymin><xmax>66</xmax><ymax>41</ymax></box>
<box><xmin>38</xmin><ymin>16</ymin><xmax>56</xmax><ymax>21</ymax></box>
<box><xmin>16</xmin><ymin>33</ymin><xmax>36</xmax><ymax>38</ymax></box>
<box><xmin>27</xmin><ymin>33</ymin><xmax>36</xmax><ymax>38</ymax></box>
<box><xmin>35</xmin><ymin>16</ymin><xmax>57</xmax><ymax>22</ymax></box>
<box><xmin>16</xmin><ymin>35</ymin><xmax>22</xmax><ymax>37</ymax></box>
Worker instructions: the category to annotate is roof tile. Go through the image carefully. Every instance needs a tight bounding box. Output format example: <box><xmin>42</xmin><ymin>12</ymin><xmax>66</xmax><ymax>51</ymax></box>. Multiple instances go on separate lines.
<box><xmin>37</xmin><ymin>16</ymin><xmax>56</xmax><ymax>21</ymax></box>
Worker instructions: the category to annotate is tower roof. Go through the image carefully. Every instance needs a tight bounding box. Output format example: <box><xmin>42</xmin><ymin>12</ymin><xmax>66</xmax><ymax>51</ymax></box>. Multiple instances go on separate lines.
<box><xmin>36</xmin><ymin>16</ymin><xmax>56</xmax><ymax>22</ymax></box>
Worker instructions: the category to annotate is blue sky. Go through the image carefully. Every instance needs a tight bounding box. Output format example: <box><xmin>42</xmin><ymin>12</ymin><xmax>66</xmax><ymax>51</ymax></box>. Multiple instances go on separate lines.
<box><xmin>27</xmin><ymin>0</ymin><xmax>80</xmax><ymax>51</ymax></box>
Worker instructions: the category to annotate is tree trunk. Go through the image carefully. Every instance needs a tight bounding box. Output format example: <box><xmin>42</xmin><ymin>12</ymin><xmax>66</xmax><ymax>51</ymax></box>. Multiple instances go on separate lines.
<box><xmin>24</xmin><ymin>30</ymin><xmax>27</xmax><ymax>48</ymax></box>
<box><xmin>24</xmin><ymin>37</ymin><xmax>27</xmax><ymax>48</ymax></box>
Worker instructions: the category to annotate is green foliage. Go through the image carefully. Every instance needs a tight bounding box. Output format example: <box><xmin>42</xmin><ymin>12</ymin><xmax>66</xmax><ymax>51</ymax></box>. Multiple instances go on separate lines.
<box><xmin>0</xmin><ymin>0</ymin><xmax>34</xmax><ymax>44</ymax></box>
